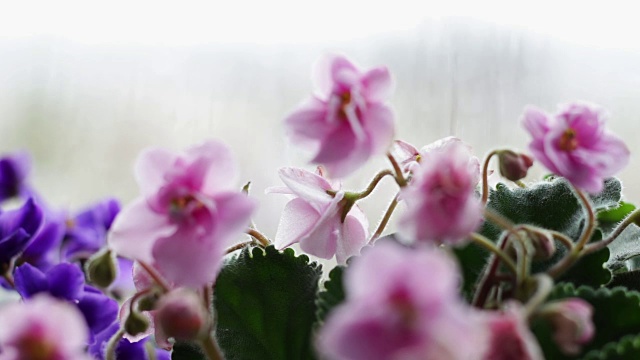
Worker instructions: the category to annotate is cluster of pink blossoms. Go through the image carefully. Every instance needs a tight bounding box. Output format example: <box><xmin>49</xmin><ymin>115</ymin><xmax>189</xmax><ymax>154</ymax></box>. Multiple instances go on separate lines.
<box><xmin>4</xmin><ymin>53</ymin><xmax>633</xmax><ymax>360</ymax></box>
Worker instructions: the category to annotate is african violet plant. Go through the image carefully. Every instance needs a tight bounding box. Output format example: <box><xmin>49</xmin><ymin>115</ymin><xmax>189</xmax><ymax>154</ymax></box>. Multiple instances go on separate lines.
<box><xmin>0</xmin><ymin>54</ymin><xmax>639</xmax><ymax>360</ymax></box>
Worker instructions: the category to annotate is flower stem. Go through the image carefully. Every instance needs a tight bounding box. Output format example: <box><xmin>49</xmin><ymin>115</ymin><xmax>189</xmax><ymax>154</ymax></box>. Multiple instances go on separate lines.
<box><xmin>138</xmin><ymin>261</ymin><xmax>171</xmax><ymax>293</ymax></box>
<box><xmin>369</xmin><ymin>193</ymin><xmax>400</xmax><ymax>244</ymax></box>
<box><xmin>585</xmin><ymin>207</ymin><xmax>640</xmax><ymax>254</ymax></box>
<box><xmin>199</xmin><ymin>334</ymin><xmax>224</xmax><ymax>360</ymax></box>
<box><xmin>225</xmin><ymin>241</ymin><xmax>253</xmax><ymax>254</ymax></box>
<box><xmin>481</xmin><ymin>150</ymin><xmax>499</xmax><ymax>204</ymax></box>
<box><xmin>469</xmin><ymin>232</ymin><xmax>518</xmax><ymax>274</ymax></box>
<box><xmin>246</xmin><ymin>229</ymin><xmax>271</xmax><ymax>247</ymax></box>
<box><xmin>548</xmin><ymin>230</ymin><xmax>574</xmax><ymax>251</ymax></box>
<box><xmin>524</xmin><ymin>274</ymin><xmax>553</xmax><ymax>318</ymax></box>
<box><xmin>472</xmin><ymin>233</ymin><xmax>512</xmax><ymax>308</ymax></box>
<box><xmin>106</xmin><ymin>328</ymin><xmax>125</xmax><ymax>360</ymax></box>
<box><xmin>483</xmin><ymin>208</ymin><xmax>515</xmax><ymax>231</ymax></box>
<box><xmin>348</xmin><ymin>170</ymin><xmax>395</xmax><ymax>200</ymax></box>
<box><xmin>386</xmin><ymin>153</ymin><xmax>407</xmax><ymax>187</ymax></box>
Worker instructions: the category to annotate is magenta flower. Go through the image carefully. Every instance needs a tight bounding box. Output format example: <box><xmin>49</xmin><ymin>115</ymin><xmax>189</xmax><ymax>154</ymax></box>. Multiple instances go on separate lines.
<box><xmin>398</xmin><ymin>140</ymin><xmax>483</xmax><ymax>245</ymax></box>
<box><xmin>108</xmin><ymin>140</ymin><xmax>256</xmax><ymax>287</ymax></box>
<box><xmin>285</xmin><ymin>55</ymin><xmax>395</xmax><ymax>178</ymax></box>
<box><xmin>318</xmin><ymin>241</ymin><xmax>485</xmax><ymax>360</ymax></box>
<box><xmin>522</xmin><ymin>102</ymin><xmax>630</xmax><ymax>193</ymax></box>
<box><xmin>0</xmin><ymin>295</ymin><xmax>91</xmax><ymax>360</ymax></box>
<box><xmin>482</xmin><ymin>303</ymin><xmax>543</xmax><ymax>360</ymax></box>
<box><xmin>541</xmin><ymin>298</ymin><xmax>594</xmax><ymax>355</ymax></box>
<box><xmin>269</xmin><ymin>167</ymin><xmax>369</xmax><ymax>264</ymax></box>
<box><xmin>391</xmin><ymin>136</ymin><xmax>480</xmax><ymax>175</ymax></box>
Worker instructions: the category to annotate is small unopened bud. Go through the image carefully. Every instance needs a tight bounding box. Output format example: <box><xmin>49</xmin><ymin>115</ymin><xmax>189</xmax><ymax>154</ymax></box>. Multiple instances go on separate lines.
<box><xmin>525</xmin><ymin>228</ymin><xmax>556</xmax><ymax>261</ymax></box>
<box><xmin>539</xmin><ymin>298</ymin><xmax>594</xmax><ymax>355</ymax></box>
<box><xmin>137</xmin><ymin>292</ymin><xmax>160</xmax><ymax>312</ymax></box>
<box><xmin>86</xmin><ymin>249</ymin><xmax>117</xmax><ymax>288</ymax></box>
<box><xmin>498</xmin><ymin>150</ymin><xmax>534</xmax><ymax>181</ymax></box>
<box><xmin>156</xmin><ymin>288</ymin><xmax>209</xmax><ymax>341</ymax></box>
<box><xmin>124</xmin><ymin>310</ymin><xmax>150</xmax><ymax>336</ymax></box>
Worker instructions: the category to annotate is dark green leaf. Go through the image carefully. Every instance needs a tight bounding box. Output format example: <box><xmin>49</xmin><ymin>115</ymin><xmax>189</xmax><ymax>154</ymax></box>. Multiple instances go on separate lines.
<box><xmin>315</xmin><ymin>266</ymin><xmax>345</xmax><ymax>323</ymax></box>
<box><xmin>559</xmin><ymin>246</ymin><xmax>611</xmax><ymax>288</ymax></box>
<box><xmin>172</xmin><ymin>341</ymin><xmax>206</xmax><ymax>360</ymax></box>
<box><xmin>598</xmin><ymin>201</ymin><xmax>636</xmax><ymax>223</ymax></box>
<box><xmin>582</xmin><ymin>333</ymin><xmax>640</xmax><ymax>360</ymax></box>
<box><xmin>533</xmin><ymin>283</ymin><xmax>640</xmax><ymax>359</ymax></box>
<box><xmin>214</xmin><ymin>245</ymin><xmax>322</xmax><ymax>360</ymax></box>
<box><xmin>452</xmin><ymin>242</ymin><xmax>489</xmax><ymax>301</ymax></box>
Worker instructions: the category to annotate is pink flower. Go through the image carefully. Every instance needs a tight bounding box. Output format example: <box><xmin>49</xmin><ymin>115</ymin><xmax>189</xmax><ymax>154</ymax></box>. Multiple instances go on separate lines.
<box><xmin>318</xmin><ymin>241</ymin><xmax>486</xmax><ymax>360</ymax></box>
<box><xmin>156</xmin><ymin>288</ymin><xmax>210</xmax><ymax>341</ymax></box>
<box><xmin>482</xmin><ymin>303</ymin><xmax>543</xmax><ymax>360</ymax></box>
<box><xmin>269</xmin><ymin>167</ymin><xmax>369</xmax><ymax>264</ymax></box>
<box><xmin>391</xmin><ymin>136</ymin><xmax>480</xmax><ymax>175</ymax></box>
<box><xmin>540</xmin><ymin>298</ymin><xmax>594</xmax><ymax>355</ymax></box>
<box><xmin>285</xmin><ymin>55</ymin><xmax>395</xmax><ymax>178</ymax></box>
<box><xmin>0</xmin><ymin>295</ymin><xmax>91</xmax><ymax>360</ymax></box>
<box><xmin>398</xmin><ymin>140</ymin><xmax>483</xmax><ymax>245</ymax></box>
<box><xmin>108</xmin><ymin>140</ymin><xmax>256</xmax><ymax>287</ymax></box>
<box><xmin>522</xmin><ymin>102</ymin><xmax>630</xmax><ymax>193</ymax></box>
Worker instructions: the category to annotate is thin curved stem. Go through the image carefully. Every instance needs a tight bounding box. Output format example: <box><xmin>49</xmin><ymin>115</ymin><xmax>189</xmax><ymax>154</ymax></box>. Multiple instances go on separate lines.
<box><xmin>573</xmin><ymin>189</ymin><xmax>596</xmax><ymax>253</ymax></box>
<box><xmin>387</xmin><ymin>153</ymin><xmax>407</xmax><ymax>188</ymax></box>
<box><xmin>481</xmin><ymin>150</ymin><xmax>499</xmax><ymax>204</ymax></box>
<box><xmin>472</xmin><ymin>233</ymin><xmax>512</xmax><ymax>308</ymax></box>
<box><xmin>524</xmin><ymin>274</ymin><xmax>554</xmax><ymax>318</ymax></box>
<box><xmin>484</xmin><ymin>208</ymin><xmax>515</xmax><ymax>231</ymax></box>
<box><xmin>585</xmin><ymin>207</ymin><xmax>640</xmax><ymax>254</ymax></box>
<box><xmin>246</xmin><ymin>229</ymin><xmax>271</xmax><ymax>247</ymax></box>
<box><xmin>548</xmin><ymin>230</ymin><xmax>575</xmax><ymax>251</ymax></box>
<box><xmin>469</xmin><ymin>233</ymin><xmax>518</xmax><ymax>274</ymax></box>
<box><xmin>138</xmin><ymin>261</ymin><xmax>170</xmax><ymax>293</ymax></box>
<box><xmin>349</xmin><ymin>170</ymin><xmax>395</xmax><ymax>200</ymax></box>
<box><xmin>369</xmin><ymin>193</ymin><xmax>400</xmax><ymax>244</ymax></box>
<box><xmin>106</xmin><ymin>328</ymin><xmax>125</xmax><ymax>360</ymax></box>
<box><xmin>226</xmin><ymin>241</ymin><xmax>253</xmax><ymax>254</ymax></box>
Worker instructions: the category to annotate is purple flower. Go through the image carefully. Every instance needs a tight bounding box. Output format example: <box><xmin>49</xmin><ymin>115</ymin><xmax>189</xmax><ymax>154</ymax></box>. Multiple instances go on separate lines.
<box><xmin>0</xmin><ymin>295</ymin><xmax>92</xmax><ymax>360</ymax></box>
<box><xmin>89</xmin><ymin>323</ymin><xmax>170</xmax><ymax>360</ymax></box>
<box><xmin>0</xmin><ymin>198</ymin><xmax>43</xmax><ymax>265</ymax></box>
<box><xmin>398</xmin><ymin>140</ymin><xmax>482</xmax><ymax>245</ymax></box>
<box><xmin>269</xmin><ymin>167</ymin><xmax>369</xmax><ymax>263</ymax></box>
<box><xmin>62</xmin><ymin>198</ymin><xmax>120</xmax><ymax>260</ymax></box>
<box><xmin>522</xmin><ymin>102</ymin><xmax>630</xmax><ymax>193</ymax></box>
<box><xmin>285</xmin><ymin>55</ymin><xmax>395</xmax><ymax>178</ymax></box>
<box><xmin>14</xmin><ymin>262</ymin><xmax>118</xmax><ymax>341</ymax></box>
<box><xmin>108</xmin><ymin>140</ymin><xmax>256</xmax><ymax>287</ymax></box>
<box><xmin>0</xmin><ymin>151</ymin><xmax>31</xmax><ymax>202</ymax></box>
<box><xmin>318</xmin><ymin>241</ymin><xmax>485</xmax><ymax>360</ymax></box>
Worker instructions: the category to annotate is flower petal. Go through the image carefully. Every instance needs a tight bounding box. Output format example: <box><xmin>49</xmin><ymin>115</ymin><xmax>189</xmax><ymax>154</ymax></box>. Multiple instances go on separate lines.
<box><xmin>278</xmin><ymin>167</ymin><xmax>333</xmax><ymax>205</ymax></box>
<box><xmin>361</xmin><ymin>66</ymin><xmax>393</xmax><ymax>102</ymax></box>
<box><xmin>14</xmin><ymin>263</ymin><xmax>47</xmax><ymax>298</ymax></box>
<box><xmin>274</xmin><ymin>198</ymin><xmax>321</xmax><ymax>250</ymax></box>
<box><xmin>47</xmin><ymin>263</ymin><xmax>85</xmax><ymax>301</ymax></box>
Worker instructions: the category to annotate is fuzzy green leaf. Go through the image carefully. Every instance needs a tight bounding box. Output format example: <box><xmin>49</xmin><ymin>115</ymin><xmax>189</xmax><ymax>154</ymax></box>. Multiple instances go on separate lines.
<box><xmin>213</xmin><ymin>245</ymin><xmax>322</xmax><ymax>360</ymax></box>
<box><xmin>171</xmin><ymin>341</ymin><xmax>206</xmax><ymax>360</ymax></box>
<box><xmin>315</xmin><ymin>266</ymin><xmax>345</xmax><ymax>323</ymax></box>
<box><xmin>582</xmin><ymin>333</ymin><xmax>640</xmax><ymax>360</ymax></box>
<box><xmin>533</xmin><ymin>283</ymin><xmax>640</xmax><ymax>359</ymax></box>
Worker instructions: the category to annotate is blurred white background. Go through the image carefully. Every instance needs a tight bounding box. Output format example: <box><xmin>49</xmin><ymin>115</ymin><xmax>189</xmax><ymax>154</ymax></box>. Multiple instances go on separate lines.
<box><xmin>1</xmin><ymin>0</ymin><xmax>639</xmax><ymax>238</ymax></box>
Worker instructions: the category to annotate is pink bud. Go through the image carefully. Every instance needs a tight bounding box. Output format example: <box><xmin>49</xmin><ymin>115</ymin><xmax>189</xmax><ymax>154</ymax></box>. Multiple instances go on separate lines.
<box><xmin>156</xmin><ymin>288</ymin><xmax>210</xmax><ymax>341</ymax></box>
<box><xmin>498</xmin><ymin>150</ymin><xmax>534</xmax><ymax>182</ymax></box>
<box><xmin>541</xmin><ymin>298</ymin><xmax>594</xmax><ymax>355</ymax></box>
<box><xmin>483</xmin><ymin>303</ymin><xmax>544</xmax><ymax>360</ymax></box>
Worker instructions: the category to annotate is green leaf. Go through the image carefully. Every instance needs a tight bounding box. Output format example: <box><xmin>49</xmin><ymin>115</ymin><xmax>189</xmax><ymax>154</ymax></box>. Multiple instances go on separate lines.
<box><xmin>598</xmin><ymin>201</ymin><xmax>636</xmax><ymax>223</ymax></box>
<box><xmin>558</xmin><ymin>245</ymin><xmax>612</xmax><ymax>288</ymax></box>
<box><xmin>213</xmin><ymin>245</ymin><xmax>322</xmax><ymax>360</ymax></box>
<box><xmin>452</xmin><ymin>242</ymin><xmax>488</xmax><ymax>301</ymax></box>
<box><xmin>582</xmin><ymin>333</ymin><xmax>640</xmax><ymax>360</ymax></box>
<box><xmin>315</xmin><ymin>266</ymin><xmax>345</xmax><ymax>323</ymax></box>
<box><xmin>172</xmin><ymin>341</ymin><xmax>206</xmax><ymax>360</ymax></box>
<box><xmin>606</xmin><ymin>224</ymin><xmax>640</xmax><ymax>273</ymax></box>
<box><xmin>533</xmin><ymin>283</ymin><xmax>640</xmax><ymax>359</ymax></box>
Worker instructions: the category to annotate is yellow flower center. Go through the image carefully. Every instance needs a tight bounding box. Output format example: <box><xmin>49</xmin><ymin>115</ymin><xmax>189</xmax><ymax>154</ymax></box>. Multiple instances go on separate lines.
<box><xmin>558</xmin><ymin>128</ymin><xmax>579</xmax><ymax>151</ymax></box>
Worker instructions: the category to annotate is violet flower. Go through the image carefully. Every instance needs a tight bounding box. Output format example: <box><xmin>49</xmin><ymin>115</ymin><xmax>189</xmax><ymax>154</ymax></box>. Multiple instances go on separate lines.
<box><xmin>62</xmin><ymin>198</ymin><xmax>120</xmax><ymax>260</ymax></box>
<box><xmin>89</xmin><ymin>322</ymin><xmax>170</xmax><ymax>360</ymax></box>
<box><xmin>285</xmin><ymin>55</ymin><xmax>395</xmax><ymax>178</ymax></box>
<box><xmin>0</xmin><ymin>198</ymin><xmax>43</xmax><ymax>265</ymax></box>
<box><xmin>14</xmin><ymin>262</ymin><xmax>118</xmax><ymax>341</ymax></box>
<box><xmin>0</xmin><ymin>151</ymin><xmax>31</xmax><ymax>202</ymax></box>
<box><xmin>522</xmin><ymin>102</ymin><xmax>629</xmax><ymax>193</ymax></box>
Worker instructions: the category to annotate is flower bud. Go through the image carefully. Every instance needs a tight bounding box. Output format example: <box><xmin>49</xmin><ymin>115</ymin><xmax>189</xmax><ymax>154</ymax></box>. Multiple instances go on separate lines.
<box><xmin>137</xmin><ymin>292</ymin><xmax>160</xmax><ymax>312</ymax></box>
<box><xmin>124</xmin><ymin>310</ymin><xmax>150</xmax><ymax>336</ymax></box>
<box><xmin>525</xmin><ymin>228</ymin><xmax>556</xmax><ymax>261</ymax></box>
<box><xmin>540</xmin><ymin>298</ymin><xmax>594</xmax><ymax>355</ymax></box>
<box><xmin>156</xmin><ymin>288</ymin><xmax>209</xmax><ymax>341</ymax></box>
<box><xmin>498</xmin><ymin>150</ymin><xmax>534</xmax><ymax>181</ymax></box>
<box><xmin>85</xmin><ymin>249</ymin><xmax>117</xmax><ymax>288</ymax></box>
